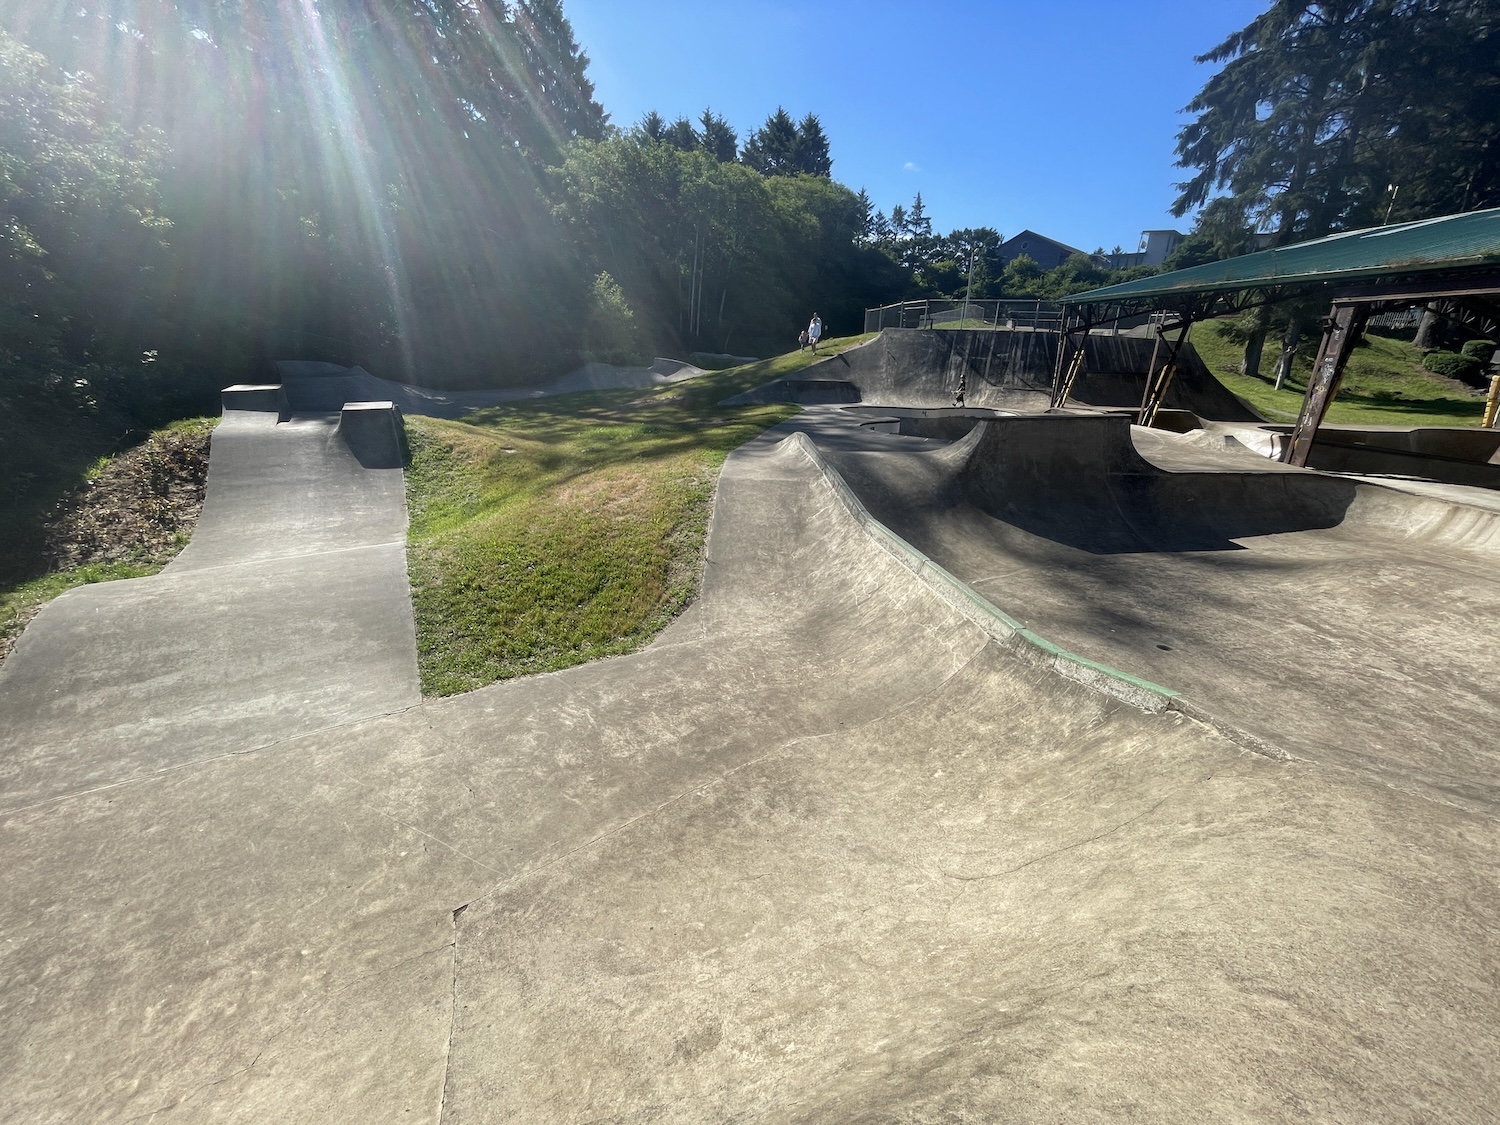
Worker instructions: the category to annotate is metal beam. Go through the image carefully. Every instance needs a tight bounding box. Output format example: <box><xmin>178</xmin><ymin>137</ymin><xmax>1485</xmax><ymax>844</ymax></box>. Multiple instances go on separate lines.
<box><xmin>1138</xmin><ymin>322</ymin><xmax>1192</xmax><ymax>427</ymax></box>
<box><xmin>1283</xmin><ymin>303</ymin><xmax>1369</xmax><ymax>468</ymax></box>
<box><xmin>1050</xmin><ymin>307</ymin><xmax>1095</xmax><ymax>408</ymax></box>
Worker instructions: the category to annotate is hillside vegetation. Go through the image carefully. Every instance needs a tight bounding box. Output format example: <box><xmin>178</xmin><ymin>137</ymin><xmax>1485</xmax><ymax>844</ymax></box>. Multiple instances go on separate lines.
<box><xmin>1190</xmin><ymin>319</ymin><xmax>1488</xmax><ymax>427</ymax></box>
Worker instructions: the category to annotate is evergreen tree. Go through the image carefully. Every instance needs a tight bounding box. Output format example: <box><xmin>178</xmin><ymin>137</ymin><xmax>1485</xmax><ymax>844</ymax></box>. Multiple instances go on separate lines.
<box><xmin>512</xmin><ymin>0</ymin><xmax>609</xmax><ymax>154</ymax></box>
<box><xmin>1171</xmin><ymin>1</ymin><xmax>1500</xmax><ymax>374</ymax></box>
<box><xmin>792</xmin><ymin>113</ymin><xmax>833</xmax><ymax>176</ymax></box>
<box><xmin>890</xmin><ymin>204</ymin><xmax>909</xmax><ymax>239</ymax></box>
<box><xmin>1164</xmin><ymin>197</ymin><xmax>1259</xmax><ymax>269</ymax></box>
<box><xmin>637</xmin><ymin>111</ymin><xmax>668</xmax><ymax>142</ymax></box>
<box><xmin>1174</xmin><ymin>0</ymin><xmax>1500</xmax><ymax>241</ymax></box>
<box><xmin>907</xmin><ymin>192</ymin><xmax>933</xmax><ymax>239</ymax></box>
<box><xmin>663</xmin><ymin>116</ymin><xmax>698</xmax><ymax>151</ymax></box>
<box><xmin>741</xmin><ymin>107</ymin><xmax>799</xmax><ymax>176</ymax></box>
<box><xmin>698</xmin><ymin>108</ymin><xmax>738</xmax><ymax>163</ymax></box>
<box><xmin>854</xmin><ymin>188</ymin><xmax>875</xmax><ymax>245</ymax></box>
<box><xmin>1370</xmin><ymin>1</ymin><xmax>1500</xmax><ymax>219</ymax></box>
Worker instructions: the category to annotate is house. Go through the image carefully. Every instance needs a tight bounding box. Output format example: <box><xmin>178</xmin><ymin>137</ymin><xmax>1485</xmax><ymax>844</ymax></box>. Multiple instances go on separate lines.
<box><xmin>1103</xmin><ymin>229</ymin><xmax>1186</xmax><ymax>270</ymax></box>
<box><xmin>997</xmin><ymin>229</ymin><xmax>1089</xmax><ymax>271</ymax></box>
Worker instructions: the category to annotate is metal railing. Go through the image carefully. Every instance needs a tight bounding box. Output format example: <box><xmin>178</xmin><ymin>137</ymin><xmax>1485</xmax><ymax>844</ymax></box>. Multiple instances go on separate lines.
<box><xmin>864</xmin><ymin>299</ymin><xmax>1064</xmax><ymax>334</ymax></box>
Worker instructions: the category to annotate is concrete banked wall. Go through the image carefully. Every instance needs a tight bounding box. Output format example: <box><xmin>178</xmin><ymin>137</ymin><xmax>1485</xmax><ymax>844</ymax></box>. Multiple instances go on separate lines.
<box><xmin>729</xmin><ymin>328</ymin><xmax>1262</xmax><ymax>421</ymax></box>
<box><xmin>958</xmin><ymin>414</ymin><xmax>1358</xmax><ymax>552</ymax></box>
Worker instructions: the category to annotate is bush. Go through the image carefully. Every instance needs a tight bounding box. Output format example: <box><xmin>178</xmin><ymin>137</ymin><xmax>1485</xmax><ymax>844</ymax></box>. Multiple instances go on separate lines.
<box><xmin>1461</xmin><ymin>338</ymin><xmax>1496</xmax><ymax>367</ymax></box>
<box><xmin>1422</xmin><ymin>349</ymin><xmax>1485</xmax><ymax>385</ymax></box>
<box><xmin>582</xmin><ymin>272</ymin><xmax>646</xmax><ymax>366</ymax></box>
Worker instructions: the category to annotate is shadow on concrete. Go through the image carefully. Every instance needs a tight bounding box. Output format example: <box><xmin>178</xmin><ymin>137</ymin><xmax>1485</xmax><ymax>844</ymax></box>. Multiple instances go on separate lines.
<box><xmin>958</xmin><ymin>415</ymin><xmax>1358</xmax><ymax>553</ymax></box>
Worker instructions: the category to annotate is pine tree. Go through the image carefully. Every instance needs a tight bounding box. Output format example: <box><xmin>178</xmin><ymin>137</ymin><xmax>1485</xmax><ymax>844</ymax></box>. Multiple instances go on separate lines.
<box><xmin>907</xmin><ymin>192</ymin><xmax>933</xmax><ymax>238</ymax></box>
<box><xmin>792</xmin><ymin>113</ymin><xmax>832</xmax><ymax>176</ymax></box>
<box><xmin>854</xmin><ymin>188</ymin><xmax>875</xmax><ymax>245</ymax></box>
<box><xmin>663</xmin><ymin>116</ymin><xmax>698</xmax><ymax>151</ymax></box>
<box><xmin>740</xmin><ymin>107</ymin><xmax>799</xmax><ymax>176</ymax></box>
<box><xmin>698</xmin><ymin>109</ymin><xmax>738</xmax><ymax>163</ymax></box>
<box><xmin>637</xmin><ymin>111</ymin><xmax>667</xmax><ymax>142</ymax></box>
<box><xmin>512</xmin><ymin>0</ymin><xmax>608</xmax><ymax>148</ymax></box>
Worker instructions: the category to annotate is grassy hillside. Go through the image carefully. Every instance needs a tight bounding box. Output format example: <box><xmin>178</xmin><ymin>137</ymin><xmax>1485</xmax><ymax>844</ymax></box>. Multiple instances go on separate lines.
<box><xmin>403</xmin><ymin>337</ymin><xmax>869</xmax><ymax>695</ymax></box>
<box><xmin>1190</xmin><ymin>319</ymin><xmax>1487</xmax><ymax>427</ymax></box>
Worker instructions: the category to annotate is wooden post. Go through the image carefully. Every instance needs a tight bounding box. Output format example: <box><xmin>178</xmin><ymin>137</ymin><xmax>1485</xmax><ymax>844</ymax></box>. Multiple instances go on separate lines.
<box><xmin>1284</xmin><ymin>303</ymin><xmax>1368</xmax><ymax>467</ymax></box>
<box><xmin>1051</xmin><ymin>317</ymin><xmax>1087</xmax><ymax>408</ymax></box>
<box><xmin>1138</xmin><ymin>328</ymin><xmax>1165</xmax><ymax>420</ymax></box>
<box><xmin>1140</xmin><ymin>322</ymin><xmax>1191</xmax><ymax>428</ymax></box>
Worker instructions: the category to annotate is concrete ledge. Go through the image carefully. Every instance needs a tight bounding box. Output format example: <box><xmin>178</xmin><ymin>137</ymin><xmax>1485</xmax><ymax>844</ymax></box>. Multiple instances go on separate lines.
<box><xmin>221</xmin><ymin>384</ymin><xmax>285</xmax><ymax>413</ymax></box>
<box><xmin>336</xmin><ymin>401</ymin><xmax>409</xmax><ymax>469</ymax></box>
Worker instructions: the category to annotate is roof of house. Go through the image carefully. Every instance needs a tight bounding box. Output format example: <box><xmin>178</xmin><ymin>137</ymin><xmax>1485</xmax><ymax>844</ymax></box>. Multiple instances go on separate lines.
<box><xmin>1004</xmin><ymin>229</ymin><xmax>1088</xmax><ymax>256</ymax></box>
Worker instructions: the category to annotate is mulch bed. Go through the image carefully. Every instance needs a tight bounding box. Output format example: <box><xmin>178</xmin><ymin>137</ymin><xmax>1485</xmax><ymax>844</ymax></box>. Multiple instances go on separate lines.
<box><xmin>45</xmin><ymin>427</ymin><xmax>212</xmax><ymax>569</ymax></box>
<box><xmin>0</xmin><ymin>427</ymin><xmax>212</xmax><ymax>664</ymax></box>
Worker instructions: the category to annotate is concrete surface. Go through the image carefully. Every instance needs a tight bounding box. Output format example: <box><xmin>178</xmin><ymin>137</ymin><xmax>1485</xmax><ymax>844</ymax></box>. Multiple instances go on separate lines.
<box><xmin>338</xmin><ymin>401</ymin><xmax>410</xmax><ymax>469</ymax></box>
<box><xmin>274</xmin><ymin>357</ymin><xmax>707</xmax><ymax>417</ymax></box>
<box><xmin>3</xmin><ymin>398</ymin><xmax>1500</xmax><ymax>1122</ymax></box>
<box><xmin>728</xmin><ymin>328</ymin><xmax>1261</xmax><ymax>421</ymax></box>
<box><xmin>0</xmin><ymin>410</ymin><xmax>419</xmax><ymax>811</ymax></box>
<box><xmin>812</xmin><ymin>408</ymin><xmax>1500</xmax><ymax>811</ymax></box>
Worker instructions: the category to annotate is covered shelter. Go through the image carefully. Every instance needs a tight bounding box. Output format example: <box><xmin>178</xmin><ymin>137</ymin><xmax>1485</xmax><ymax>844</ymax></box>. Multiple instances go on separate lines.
<box><xmin>1053</xmin><ymin>208</ymin><xmax>1500</xmax><ymax>466</ymax></box>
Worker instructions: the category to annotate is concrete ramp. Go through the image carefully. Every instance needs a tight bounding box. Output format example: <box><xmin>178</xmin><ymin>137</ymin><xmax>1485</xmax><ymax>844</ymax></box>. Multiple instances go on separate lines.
<box><xmin>960</xmin><ymin>414</ymin><xmax>1358</xmax><ymax>552</ymax></box>
<box><xmin>727</xmin><ymin>328</ymin><xmax>1262</xmax><ymax>420</ymax></box>
<box><xmin>0</xmin><ymin>410</ymin><xmax>419</xmax><ymax>810</ymax></box>
<box><xmin>545</xmin><ymin>356</ymin><xmax>708</xmax><ymax>394</ymax></box>
<box><xmin>813</xmin><ymin>409</ymin><xmax>1500</xmax><ymax>804</ymax></box>
<box><xmin>272</xmin><ymin>357</ymin><xmax>710</xmax><ymax>418</ymax></box>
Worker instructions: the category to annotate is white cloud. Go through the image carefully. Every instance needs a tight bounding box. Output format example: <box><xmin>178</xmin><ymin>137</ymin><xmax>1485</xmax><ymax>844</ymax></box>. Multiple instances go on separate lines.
<box><xmin>903</xmin><ymin>161</ymin><xmax>922</xmax><ymax>173</ymax></box>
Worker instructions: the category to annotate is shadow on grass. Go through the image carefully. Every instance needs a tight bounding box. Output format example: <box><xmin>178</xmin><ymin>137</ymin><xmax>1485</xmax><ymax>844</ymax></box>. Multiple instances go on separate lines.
<box><xmin>1335</xmin><ymin>391</ymin><xmax>1484</xmax><ymax>417</ymax></box>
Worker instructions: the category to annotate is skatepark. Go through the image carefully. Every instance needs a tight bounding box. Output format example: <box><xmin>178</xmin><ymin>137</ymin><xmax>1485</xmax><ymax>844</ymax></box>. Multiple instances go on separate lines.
<box><xmin>2</xmin><ymin>326</ymin><xmax>1500</xmax><ymax>1122</ymax></box>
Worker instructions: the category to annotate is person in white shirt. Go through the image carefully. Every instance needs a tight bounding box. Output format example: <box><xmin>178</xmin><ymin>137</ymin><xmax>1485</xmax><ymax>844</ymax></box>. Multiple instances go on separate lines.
<box><xmin>808</xmin><ymin>314</ymin><xmax>823</xmax><ymax>353</ymax></box>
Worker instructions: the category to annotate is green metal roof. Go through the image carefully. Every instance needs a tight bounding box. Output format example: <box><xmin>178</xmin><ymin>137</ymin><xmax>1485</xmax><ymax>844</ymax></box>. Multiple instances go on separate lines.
<box><xmin>1066</xmin><ymin>207</ymin><xmax>1500</xmax><ymax>307</ymax></box>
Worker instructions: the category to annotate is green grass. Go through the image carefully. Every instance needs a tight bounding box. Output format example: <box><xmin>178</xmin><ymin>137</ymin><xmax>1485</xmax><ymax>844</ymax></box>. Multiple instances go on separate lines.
<box><xmin>1</xmin><ymin>563</ymin><xmax>161</xmax><ymax>653</ymax></box>
<box><xmin>1190</xmin><ymin>318</ymin><xmax>1487</xmax><ymax>427</ymax></box>
<box><xmin>403</xmin><ymin>336</ymin><xmax>870</xmax><ymax>695</ymax></box>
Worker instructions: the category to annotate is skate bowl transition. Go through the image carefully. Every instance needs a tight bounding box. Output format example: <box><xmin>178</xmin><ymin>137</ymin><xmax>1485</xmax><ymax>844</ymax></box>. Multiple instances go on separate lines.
<box><xmin>726</xmin><ymin>327</ymin><xmax>1263</xmax><ymax>420</ymax></box>
<box><xmin>3</xmin><ymin>343</ymin><xmax>1500</xmax><ymax>1122</ymax></box>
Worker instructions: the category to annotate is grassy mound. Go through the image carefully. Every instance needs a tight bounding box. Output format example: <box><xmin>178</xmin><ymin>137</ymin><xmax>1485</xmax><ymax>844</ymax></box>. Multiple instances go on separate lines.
<box><xmin>403</xmin><ymin>338</ymin><xmax>868</xmax><ymax>695</ymax></box>
<box><xmin>1190</xmin><ymin>319</ymin><xmax>1487</xmax><ymax>426</ymax></box>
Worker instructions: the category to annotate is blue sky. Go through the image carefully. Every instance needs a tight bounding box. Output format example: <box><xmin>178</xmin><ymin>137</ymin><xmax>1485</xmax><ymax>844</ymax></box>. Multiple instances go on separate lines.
<box><xmin>565</xmin><ymin>0</ymin><xmax>1267</xmax><ymax>254</ymax></box>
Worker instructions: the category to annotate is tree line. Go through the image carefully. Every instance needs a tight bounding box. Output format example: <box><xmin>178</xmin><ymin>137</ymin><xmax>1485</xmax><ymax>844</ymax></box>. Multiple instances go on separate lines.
<box><xmin>1168</xmin><ymin>0</ymin><xmax>1500</xmax><ymax>377</ymax></box>
<box><xmin>2</xmin><ymin>0</ymin><xmax>1497</xmax><ymax>428</ymax></box>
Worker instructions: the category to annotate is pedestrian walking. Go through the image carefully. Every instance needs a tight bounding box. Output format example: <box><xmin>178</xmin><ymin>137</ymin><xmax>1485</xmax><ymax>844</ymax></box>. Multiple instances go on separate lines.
<box><xmin>808</xmin><ymin>314</ymin><xmax>823</xmax><ymax>353</ymax></box>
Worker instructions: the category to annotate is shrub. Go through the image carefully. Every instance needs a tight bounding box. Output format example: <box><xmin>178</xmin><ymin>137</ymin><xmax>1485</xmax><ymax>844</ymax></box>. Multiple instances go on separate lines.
<box><xmin>1422</xmin><ymin>349</ymin><xmax>1485</xmax><ymax>385</ymax></box>
<box><xmin>1461</xmin><ymin>338</ymin><xmax>1496</xmax><ymax>367</ymax></box>
<box><xmin>582</xmin><ymin>272</ymin><xmax>646</xmax><ymax>366</ymax></box>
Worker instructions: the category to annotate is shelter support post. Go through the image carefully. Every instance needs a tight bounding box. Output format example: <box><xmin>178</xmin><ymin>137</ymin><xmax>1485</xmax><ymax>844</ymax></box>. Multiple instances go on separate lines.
<box><xmin>1283</xmin><ymin>303</ymin><xmax>1368</xmax><ymax>467</ymax></box>
<box><xmin>1050</xmin><ymin>312</ymin><xmax>1088</xmax><ymax>408</ymax></box>
<box><xmin>1138</xmin><ymin>322</ymin><xmax>1191</xmax><ymax>428</ymax></box>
